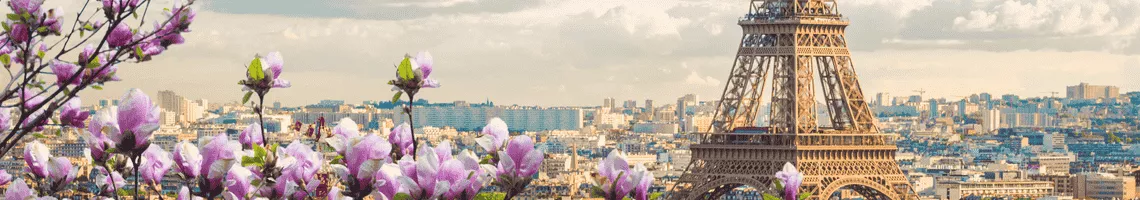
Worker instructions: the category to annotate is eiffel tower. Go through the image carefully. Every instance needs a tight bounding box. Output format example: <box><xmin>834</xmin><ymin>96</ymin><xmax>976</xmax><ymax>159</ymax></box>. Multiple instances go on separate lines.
<box><xmin>667</xmin><ymin>0</ymin><xmax>917</xmax><ymax>199</ymax></box>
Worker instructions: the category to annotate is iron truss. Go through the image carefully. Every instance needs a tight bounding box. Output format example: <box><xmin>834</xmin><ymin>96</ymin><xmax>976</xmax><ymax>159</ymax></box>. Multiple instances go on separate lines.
<box><xmin>670</xmin><ymin>0</ymin><xmax>917</xmax><ymax>199</ymax></box>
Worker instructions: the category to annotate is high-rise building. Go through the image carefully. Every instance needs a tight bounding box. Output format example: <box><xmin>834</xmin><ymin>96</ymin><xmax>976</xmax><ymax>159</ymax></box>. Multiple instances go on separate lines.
<box><xmin>876</xmin><ymin>92</ymin><xmax>890</xmax><ymax>106</ymax></box>
<box><xmin>1001</xmin><ymin>94</ymin><xmax>1020</xmax><ymax>104</ymax></box>
<box><xmin>623</xmin><ymin>100</ymin><xmax>637</xmax><ymax>109</ymax></box>
<box><xmin>602</xmin><ymin>98</ymin><xmax>616</xmax><ymax>111</ymax></box>
<box><xmin>982</xmin><ymin>109</ymin><xmax>1001</xmax><ymax>133</ymax></box>
<box><xmin>928</xmin><ymin>99</ymin><xmax>939</xmax><ymax>120</ymax></box>
<box><xmin>908</xmin><ymin>95</ymin><xmax>922</xmax><ymax>103</ymax></box>
<box><xmin>676</xmin><ymin>94</ymin><xmax>698</xmax><ymax>132</ymax></box>
<box><xmin>1066</xmin><ymin>82</ymin><xmax>1120</xmax><ymax>100</ymax></box>
<box><xmin>644</xmin><ymin>99</ymin><xmax>654</xmax><ymax>111</ymax></box>
<box><xmin>979</xmin><ymin>93</ymin><xmax>992</xmax><ymax>102</ymax></box>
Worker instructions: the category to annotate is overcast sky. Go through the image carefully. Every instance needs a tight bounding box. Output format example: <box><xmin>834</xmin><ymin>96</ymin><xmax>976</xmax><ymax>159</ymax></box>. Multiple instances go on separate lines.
<box><xmin>67</xmin><ymin>0</ymin><xmax>1140</xmax><ymax>107</ymax></box>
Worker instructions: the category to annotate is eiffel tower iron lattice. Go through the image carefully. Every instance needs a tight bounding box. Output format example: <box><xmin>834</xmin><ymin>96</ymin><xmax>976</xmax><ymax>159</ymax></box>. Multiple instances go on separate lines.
<box><xmin>667</xmin><ymin>0</ymin><xmax>918</xmax><ymax>199</ymax></box>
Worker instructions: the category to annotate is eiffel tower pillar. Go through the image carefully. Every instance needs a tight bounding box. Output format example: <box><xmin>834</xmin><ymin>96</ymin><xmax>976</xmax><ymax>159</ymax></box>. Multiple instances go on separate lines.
<box><xmin>670</xmin><ymin>1</ymin><xmax>917</xmax><ymax>199</ymax></box>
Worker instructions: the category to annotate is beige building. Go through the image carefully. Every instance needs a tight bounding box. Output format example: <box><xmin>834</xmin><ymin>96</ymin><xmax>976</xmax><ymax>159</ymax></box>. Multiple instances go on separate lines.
<box><xmin>1029</xmin><ymin>174</ymin><xmax>1074</xmax><ymax>196</ymax></box>
<box><xmin>1066</xmin><ymin>82</ymin><xmax>1120</xmax><ymax>100</ymax></box>
<box><xmin>935</xmin><ymin>180</ymin><xmax>1054</xmax><ymax>200</ymax></box>
<box><xmin>1072</xmin><ymin>173</ymin><xmax>1136</xmax><ymax>200</ymax></box>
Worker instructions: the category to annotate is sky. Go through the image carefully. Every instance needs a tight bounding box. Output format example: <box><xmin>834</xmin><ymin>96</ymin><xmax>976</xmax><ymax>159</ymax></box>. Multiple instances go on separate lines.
<box><xmin>65</xmin><ymin>0</ymin><xmax>1140</xmax><ymax>107</ymax></box>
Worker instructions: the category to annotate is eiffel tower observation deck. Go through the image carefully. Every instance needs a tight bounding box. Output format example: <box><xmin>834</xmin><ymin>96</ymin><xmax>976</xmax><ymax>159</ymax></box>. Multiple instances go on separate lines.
<box><xmin>667</xmin><ymin>0</ymin><xmax>919</xmax><ymax>199</ymax></box>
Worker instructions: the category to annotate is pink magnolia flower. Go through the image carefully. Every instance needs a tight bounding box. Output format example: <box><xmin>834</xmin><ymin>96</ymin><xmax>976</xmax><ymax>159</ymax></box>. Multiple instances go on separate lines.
<box><xmin>200</xmin><ymin>134</ymin><xmax>243</xmax><ymax>196</ymax></box>
<box><xmin>597</xmin><ymin>150</ymin><xmax>644</xmax><ymax>200</ymax></box>
<box><xmin>498</xmin><ymin>136</ymin><xmax>544</xmax><ymax>178</ymax></box>
<box><xmin>50</xmin><ymin>60</ymin><xmax>82</xmax><ymax>86</ymax></box>
<box><xmin>388</xmin><ymin>122</ymin><xmax>413</xmax><ymax>157</ymax></box>
<box><xmin>46</xmin><ymin>156</ymin><xmax>76</xmax><ymax>189</ymax></box>
<box><xmin>3</xmin><ymin>178</ymin><xmax>32</xmax><ymax>199</ymax></box>
<box><xmin>95</xmin><ymin>168</ymin><xmax>125</xmax><ymax>194</ymax></box>
<box><xmin>7</xmin><ymin>0</ymin><xmax>43</xmax><ymax>14</ymax></box>
<box><xmin>107</xmin><ymin>24</ymin><xmax>132</xmax><ymax>48</ymax></box>
<box><xmin>23</xmin><ymin>140</ymin><xmax>51</xmax><ymax>178</ymax></box>
<box><xmin>776</xmin><ymin>162</ymin><xmax>804</xmax><ymax>200</ymax></box>
<box><xmin>85</xmin><ymin>107</ymin><xmax>117</xmax><ymax>163</ymax></box>
<box><xmin>110</xmin><ymin>88</ymin><xmax>161</xmax><ymax>153</ymax></box>
<box><xmin>173</xmin><ymin>140</ymin><xmax>202</xmax><ymax>178</ymax></box>
<box><xmin>238</xmin><ymin>122</ymin><xmax>262</xmax><ymax>149</ymax></box>
<box><xmin>0</xmin><ymin>108</ymin><xmax>11</xmax><ymax>133</ymax></box>
<box><xmin>59</xmin><ymin>98</ymin><xmax>89</xmax><ymax>128</ymax></box>
<box><xmin>476</xmin><ymin>118</ymin><xmax>509</xmax><ymax>154</ymax></box>
<box><xmin>140</xmin><ymin>145</ymin><xmax>173</xmax><ymax>184</ymax></box>
<box><xmin>19</xmin><ymin>88</ymin><xmax>45</xmax><ymax>109</ymax></box>
<box><xmin>0</xmin><ymin>170</ymin><xmax>10</xmax><ymax>185</ymax></box>
<box><xmin>8</xmin><ymin>23</ymin><xmax>29</xmax><ymax>43</ymax></box>
<box><xmin>372</xmin><ymin>164</ymin><xmax>403</xmax><ymax>200</ymax></box>
<box><xmin>344</xmin><ymin>135</ymin><xmax>391</xmax><ymax>193</ymax></box>
<box><xmin>223</xmin><ymin>165</ymin><xmax>255</xmax><ymax>200</ymax></box>
<box><xmin>327</xmin><ymin>118</ymin><xmax>360</xmax><ymax>155</ymax></box>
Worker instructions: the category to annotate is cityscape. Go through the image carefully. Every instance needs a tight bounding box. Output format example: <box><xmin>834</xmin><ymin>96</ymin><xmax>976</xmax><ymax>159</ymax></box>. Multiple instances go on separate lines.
<box><xmin>19</xmin><ymin>81</ymin><xmax>1137</xmax><ymax>199</ymax></box>
<box><xmin>0</xmin><ymin>0</ymin><xmax>1137</xmax><ymax>200</ymax></box>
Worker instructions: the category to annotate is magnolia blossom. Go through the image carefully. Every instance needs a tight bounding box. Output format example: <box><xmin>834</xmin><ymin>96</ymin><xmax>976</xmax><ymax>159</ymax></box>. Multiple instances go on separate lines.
<box><xmin>140</xmin><ymin>145</ymin><xmax>173</xmax><ymax>184</ymax></box>
<box><xmin>372</xmin><ymin>163</ymin><xmax>403</xmax><ymax>200</ymax></box>
<box><xmin>50</xmin><ymin>60</ymin><xmax>82</xmax><ymax>86</ymax></box>
<box><xmin>596</xmin><ymin>150</ymin><xmax>651</xmax><ymax>200</ymax></box>
<box><xmin>263</xmin><ymin>52</ymin><xmax>289</xmax><ymax>88</ymax></box>
<box><xmin>103</xmin><ymin>88</ymin><xmax>161</xmax><ymax>154</ymax></box>
<box><xmin>19</xmin><ymin>88</ymin><xmax>45</xmax><ymax>110</ymax></box>
<box><xmin>413</xmin><ymin>51</ymin><xmax>439</xmax><ymax>88</ymax></box>
<box><xmin>24</xmin><ymin>140</ymin><xmax>51</xmax><ymax>178</ymax></box>
<box><xmin>95</xmin><ymin>168</ymin><xmax>125</xmax><ymax>194</ymax></box>
<box><xmin>200</xmin><ymin>134</ymin><xmax>244</xmax><ymax>195</ymax></box>
<box><xmin>776</xmin><ymin>162</ymin><xmax>804</xmax><ymax>200</ymax></box>
<box><xmin>397</xmin><ymin>143</ymin><xmax>492</xmax><ymax>200</ymax></box>
<box><xmin>327</xmin><ymin>118</ymin><xmax>361</xmax><ymax>155</ymax></box>
<box><xmin>272</xmin><ymin>141</ymin><xmax>322</xmax><ymax>199</ymax></box>
<box><xmin>238</xmin><ymin>123</ymin><xmax>262</xmax><ymax>148</ymax></box>
<box><xmin>107</xmin><ymin>24</ymin><xmax>132</xmax><ymax>48</ymax></box>
<box><xmin>388</xmin><ymin>122</ymin><xmax>413</xmax><ymax>157</ymax></box>
<box><xmin>224</xmin><ymin>165</ymin><xmax>255</xmax><ymax>200</ymax></box>
<box><xmin>0</xmin><ymin>108</ymin><xmax>10</xmax><ymax>133</ymax></box>
<box><xmin>331</xmin><ymin>134</ymin><xmax>391</xmax><ymax>196</ymax></box>
<box><xmin>7</xmin><ymin>0</ymin><xmax>43</xmax><ymax>14</ymax></box>
<box><xmin>173</xmin><ymin>140</ymin><xmax>203</xmax><ymax>178</ymax></box>
<box><xmin>0</xmin><ymin>170</ymin><xmax>10</xmax><ymax>185</ymax></box>
<box><xmin>84</xmin><ymin>109</ymin><xmax>115</xmax><ymax>163</ymax></box>
<box><xmin>242</xmin><ymin>52</ymin><xmax>290</xmax><ymax>92</ymax></box>
<box><xmin>4</xmin><ymin>179</ymin><xmax>33</xmax><ymax>200</ymax></box>
<box><xmin>59</xmin><ymin>98</ymin><xmax>89</xmax><ymax>128</ymax></box>
<box><xmin>476</xmin><ymin>118</ymin><xmax>509</xmax><ymax>154</ymax></box>
<box><xmin>78</xmin><ymin>45</ymin><xmax>122</xmax><ymax>82</ymax></box>
<box><xmin>499</xmin><ymin>136</ymin><xmax>543</xmax><ymax>178</ymax></box>
<box><xmin>43</xmin><ymin>157</ymin><xmax>77</xmax><ymax>193</ymax></box>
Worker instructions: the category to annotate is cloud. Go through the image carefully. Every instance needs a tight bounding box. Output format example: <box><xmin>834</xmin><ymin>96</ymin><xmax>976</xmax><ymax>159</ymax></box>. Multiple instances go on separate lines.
<box><xmin>59</xmin><ymin>0</ymin><xmax>1140</xmax><ymax>108</ymax></box>
<box><xmin>685</xmin><ymin>71</ymin><xmax>719</xmax><ymax>86</ymax></box>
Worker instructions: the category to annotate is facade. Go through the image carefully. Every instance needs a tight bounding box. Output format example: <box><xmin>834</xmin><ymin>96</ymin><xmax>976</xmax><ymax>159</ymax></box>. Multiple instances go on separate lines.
<box><xmin>935</xmin><ymin>180</ymin><xmax>1054</xmax><ymax>200</ymax></box>
<box><xmin>1029</xmin><ymin>174</ymin><xmax>1074</xmax><ymax>196</ymax></box>
<box><xmin>982</xmin><ymin>109</ymin><xmax>1001</xmax><ymax>134</ymax></box>
<box><xmin>1067</xmin><ymin>82</ymin><xmax>1120</xmax><ymax>100</ymax></box>
<box><xmin>1072</xmin><ymin>172</ymin><xmax>1136</xmax><ymax>200</ymax></box>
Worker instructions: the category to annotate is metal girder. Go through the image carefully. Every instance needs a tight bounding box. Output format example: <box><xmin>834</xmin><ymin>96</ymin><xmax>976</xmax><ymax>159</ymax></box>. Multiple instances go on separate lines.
<box><xmin>674</xmin><ymin>0</ymin><xmax>915</xmax><ymax>200</ymax></box>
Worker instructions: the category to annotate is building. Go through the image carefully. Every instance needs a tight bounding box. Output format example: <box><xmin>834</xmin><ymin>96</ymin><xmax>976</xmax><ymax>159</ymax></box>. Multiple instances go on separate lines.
<box><xmin>1030</xmin><ymin>154</ymin><xmax>1073</xmax><ymax>175</ymax></box>
<box><xmin>876</xmin><ymin>92</ymin><xmax>890</xmax><ymax>106</ymax></box>
<box><xmin>1066</xmin><ymin>82</ymin><xmax>1120</xmax><ymax>100</ymax></box>
<box><xmin>1072</xmin><ymin>172</ymin><xmax>1136</xmax><ymax>200</ymax></box>
<box><xmin>1029</xmin><ymin>174</ymin><xmax>1074</xmax><ymax>196</ymax></box>
<box><xmin>935</xmin><ymin>180</ymin><xmax>1054</xmax><ymax>200</ymax></box>
<box><xmin>981</xmin><ymin>109</ymin><xmax>1001</xmax><ymax>134</ymax></box>
<box><xmin>632</xmin><ymin>121</ymin><xmax>678</xmax><ymax>133</ymax></box>
<box><xmin>928</xmin><ymin>99</ymin><xmax>939</xmax><ymax>120</ymax></box>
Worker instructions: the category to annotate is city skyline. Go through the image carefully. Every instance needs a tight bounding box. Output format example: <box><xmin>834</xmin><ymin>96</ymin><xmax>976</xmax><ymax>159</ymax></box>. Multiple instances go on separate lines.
<box><xmin>64</xmin><ymin>0</ymin><xmax>1140</xmax><ymax>107</ymax></box>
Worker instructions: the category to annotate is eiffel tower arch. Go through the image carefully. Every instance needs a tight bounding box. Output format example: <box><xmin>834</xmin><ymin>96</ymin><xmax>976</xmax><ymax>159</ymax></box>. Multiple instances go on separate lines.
<box><xmin>667</xmin><ymin>0</ymin><xmax>917</xmax><ymax>199</ymax></box>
